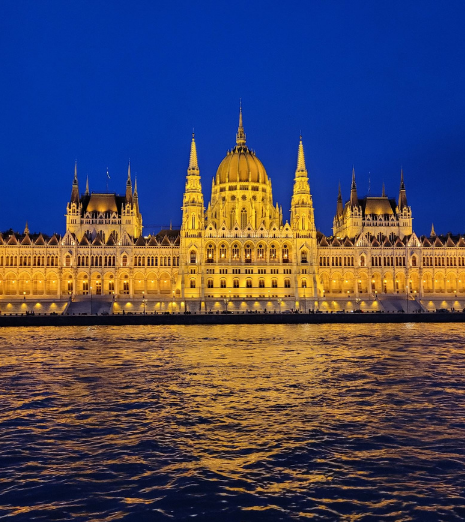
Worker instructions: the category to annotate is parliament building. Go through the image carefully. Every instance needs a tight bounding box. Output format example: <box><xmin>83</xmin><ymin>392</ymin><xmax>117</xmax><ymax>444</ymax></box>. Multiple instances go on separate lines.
<box><xmin>0</xmin><ymin>109</ymin><xmax>463</xmax><ymax>314</ymax></box>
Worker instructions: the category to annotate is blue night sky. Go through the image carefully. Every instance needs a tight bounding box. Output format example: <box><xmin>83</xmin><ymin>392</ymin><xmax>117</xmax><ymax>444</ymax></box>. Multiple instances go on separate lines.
<box><xmin>1</xmin><ymin>0</ymin><xmax>465</xmax><ymax>237</ymax></box>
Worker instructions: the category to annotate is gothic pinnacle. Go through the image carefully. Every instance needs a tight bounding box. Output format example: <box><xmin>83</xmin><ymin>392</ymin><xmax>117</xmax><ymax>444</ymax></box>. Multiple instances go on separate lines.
<box><xmin>188</xmin><ymin>133</ymin><xmax>199</xmax><ymax>173</ymax></box>
<box><xmin>236</xmin><ymin>100</ymin><xmax>246</xmax><ymax>146</ymax></box>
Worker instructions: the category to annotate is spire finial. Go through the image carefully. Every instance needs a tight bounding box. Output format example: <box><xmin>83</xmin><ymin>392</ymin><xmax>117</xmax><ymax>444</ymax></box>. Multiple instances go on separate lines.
<box><xmin>431</xmin><ymin>223</ymin><xmax>436</xmax><ymax>237</ymax></box>
<box><xmin>127</xmin><ymin>159</ymin><xmax>132</xmax><ymax>185</ymax></box>
<box><xmin>382</xmin><ymin>182</ymin><xmax>386</xmax><ymax>197</ymax></box>
<box><xmin>24</xmin><ymin>221</ymin><xmax>29</xmax><ymax>235</ymax></box>
<box><xmin>74</xmin><ymin>160</ymin><xmax>78</xmax><ymax>182</ymax></box>
<box><xmin>236</xmin><ymin>100</ymin><xmax>246</xmax><ymax>146</ymax></box>
<box><xmin>188</xmin><ymin>132</ymin><xmax>199</xmax><ymax>173</ymax></box>
<box><xmin>296</xmin><ymin>135</ymin><xmax>307</xmax><ymax>173</ymax></box>
<box><xmin>134</xmin><ymin>175</ymin><xmax>138</xmax><ymax>196</ymax></box>
<box><xmin>351</xmin><ymin>165</ymin><xmax>356</xmax><ymax>188</ymax></box>
<box><xmin>85</xmin><ymin>175</ymin><xmax>89</xmax><ymax>195</ymax></box>
<box><xmin>350</xmin><ymin>166</ymin><xmax>359</xmax><ymax>207</ymax></box>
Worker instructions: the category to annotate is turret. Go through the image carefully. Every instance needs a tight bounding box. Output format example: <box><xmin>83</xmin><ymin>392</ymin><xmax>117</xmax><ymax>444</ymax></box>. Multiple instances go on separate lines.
<box><xmin>290</xmin><ymin>136</ymin><xmax>315</xmax><ymax>235</ymax></box>
<box><xmin>181</xmin><ymin>133</ymin><xmax>204</xmax><ymax>234</ymax></box>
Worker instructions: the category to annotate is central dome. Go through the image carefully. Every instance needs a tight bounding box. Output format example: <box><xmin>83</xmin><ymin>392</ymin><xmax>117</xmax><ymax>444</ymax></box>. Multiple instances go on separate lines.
<box><xmin>215</xmin><ymin>108</ymin><xmax>269</xmax><ymax>185</ymax></box>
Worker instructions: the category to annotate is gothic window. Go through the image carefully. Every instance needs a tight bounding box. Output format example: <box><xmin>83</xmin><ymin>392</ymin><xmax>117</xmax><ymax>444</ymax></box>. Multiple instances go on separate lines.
<box><xmin>270</xmin><ymin>245</ymin><xmax>276</xmax><ymax>260</ymax></box>
<box><xmin>190</xmin><ymin>279</ymin><xmax>196</xmax><ymax>288</ymax></box>
<box><xmin>259</xmin><ymin>279</ymin><xmax>265</xmax><ymax>288</ymax></box>
<box><xmin>282</xmin><ymin>246</ymin><xmax>290</xmax><ymax>263</ymax></box>
<box><xmin>412</xmin><ymin>255</ymin><xmax>417</xmax><ymax>267</ymax></box>
<box><xmin>191</xmin><ymin>214</ymin><xmax>196</xmax><ymax>229</ymax></box>
<box><xmin>284</xmin><ymin>278</ymin><xmax>291</xmax><ymax>288</ymax></box>
<box><xmin>360</xmin><ymin>255</ymin><xmax>365</xmax><ymax>267</ymax></box>
<box><xmin>301</xmin><ymin>251</ymin><xmax>308</xmax><ymax>263</ymax></box>
<box><xmin>233</xmin><ymin>278</ymin><xmax>239</xmax><ymax>288</ymax></box>
<box><xmin>220</xmin><ymin>244</ymin><xmax>227</xmax><ymax>260</ymax></box>
<box><xmin>232</xmin><ymin>244</ymin><xmax>240</xmax><ymax>260</ymax></box>
<box><xmin>244</xmin><ymin>245</ymin><xmax>252</xmax><ymax>262</ymax></box>
<box><xmin>272</xmin><ymin>279</ymin><xmax>278</xmax><ymax>288</ymax></box>
<box><xmin>122</xmin><ymin>255</ymin><xmax>128</xmax><ymax>267</ymax></box>
<box><xmin>206</xmin><ymin>245</ymin><xmax>214</xmax><ymax>262</ymax></box>
<box><xmin>246</xmin><ymin>278</ymin><xmax>252</xmax><ymax>288</ymax></box>
<box><xmin>241</xmin><ymin>208</ymin><xmax>247</xmax><ymax>229</ymax></box>
<box><xmin>257</xmin><ymin>244</ymin><xmax>264</xmax><ymax>260</ymax></box>
<box><xmin>190</xmin><ymin>250</ymin><xmax>197</xmax><ymax>264</ymax></box>
<box><xmin>302</xmin><ymin>279</ymin><xmax>307</xmax><ymax>288</ymax></box>
<box><xmin>207</xmin><ymin>279</ymin><xmax>213</xmax><ymax>288</ymax></box>
<box><xmin>220</xmin><ymin>279</ymin><xmax>226</xmax><ymax>288</ymax></box>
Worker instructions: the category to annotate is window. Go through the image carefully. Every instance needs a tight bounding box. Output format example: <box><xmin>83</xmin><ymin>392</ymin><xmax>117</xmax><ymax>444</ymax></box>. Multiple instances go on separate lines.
<box><xmin>301</xmin><ymin>251</ymin><xmax>307</xmax><ymax>263</ymax></box>
<box><xmin>259</xmin><ymin>279</ymin><xmax>265</xmax><ymax>288</ymax></box>
<box><xmin>241</xmin><ymin>208</ymin><xmax>247</xmax><ymax>229</ymax></box>
<box><xmin>123</xmin><ymin>278</ymin><xmax>129</xmax><ymax>294</ymax></box>
<box><xmin>302</xmin><ymin>279</ymin><xmax>307</xmax><ymax>288</ymax></box>
<box><xmin>220</xmin><ymin>244</ymin><xmax>227</xmax><ymax>260</ymax></box>
<box><xmin>244</xmin><ymin>245</ymin><xmax>252</xmax><ymax>262</ymax></box>
<box><xmin>65</xmin><ymin>255</ymin><xmax>71</xmax><ymax>267</ymax></box>
<box><xmin>360</xmin><ymin>255</ymin><xmax>365</xmax><ymax>267</ymax></box>
<box><xmin>270</xmin><ymin>245</ymin><xmax>276</xmax><ymax>260</ymax></box>
<box><xmin>232</xmin><ymin>245</ymin><xmax>240</xmax><ymax>260</ymax></box>
<box><xmin>282</xmin><ymin>246</ymin><xmax>289</xmax><ymax>262</ymax></box>
<box><xmin>246</xmin><ymin>279</ymin><xmax>252</xmax><ymax>288</ymax></box>
<box><xmin>220</xmin><ymin>279</ymin><xmax>226</xmax><ymax>288</ymax></box>
<box><xmin>207</xmin><ymin>279</ymin><xmax>213</xmax><ymax>288</ymax></box>
<box><xmin>272</xmin><ymin>279</ymin><xmax>278</xmax><ymax>288</ymax></box>
<box><xmin>190</xmin><ymin>250</ymin><xmax>196</xmax><ymax>263</ymax></box>
<box><xmin>284</xmin><ymin>278</ymin><xmax>291</xmax><ymax>288</ymax></box>
<box><xmin>190</xmin><ymin>279</ymin><xmax>196</xmax><ymax>288</ymax></box>
<box><xmin>206</xmin><ymin>245</ymin><xmax>214</xmax><ymax>262</ymax></box>
<box><xmin>257</xmin><ymin>244</ymin><xmax>264</xmax><ymax>259</ymax></box>
<box><xmin>412</xmin><ymin>255</ymin><xmax>417</xmax><ymax>267</ymax></box>
<box><xmin>233</xmin><ymin>279</ymin><xmax>239</xmax><ymax>288</ymax></box>
<box><xmin>122</xmin><ymin>255</ymin><xmax>128</xmax><ymax>267</ymax></box>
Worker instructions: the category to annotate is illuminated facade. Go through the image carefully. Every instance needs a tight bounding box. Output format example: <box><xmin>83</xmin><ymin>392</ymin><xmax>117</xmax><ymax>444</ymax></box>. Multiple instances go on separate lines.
<box><xmin>0</xmin><ymin>108</ymin><xmax>464</xmax><ymax>312</ymax></box>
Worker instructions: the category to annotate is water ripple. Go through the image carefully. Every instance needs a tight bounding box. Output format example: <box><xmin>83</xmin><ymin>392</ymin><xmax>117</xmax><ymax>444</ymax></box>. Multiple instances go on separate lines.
<box><xmin>0</xmin><ymin>324</ymin><xmax>464</xmax><ymax>520</ymax></box>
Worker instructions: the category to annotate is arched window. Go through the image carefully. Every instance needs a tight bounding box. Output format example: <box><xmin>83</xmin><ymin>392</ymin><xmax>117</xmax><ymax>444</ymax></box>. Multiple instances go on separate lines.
<box><xmin>270</xmin><ymin>245</ymin><xmax>276</xmax><ymax>260</ymax></box>
<box><xmin>259</xmin><ymin>279</ymin><xmax>265</xmax><ymax>288</ymax></box>
<box><xmin>257</xmin><ymin>244</ymin><xmax>264</xmax><ymax>260</ymax></box>
<box><xmin>301</xmin><ymin>251</ymin><xmax>308</xmax><ymax>263</ymax></box>
<box><xmin>284</xmin><ymin>278</ymin><xmax>291</xmax><ymax>288</ymax></box>
<box><xmin>245</xmin><ymin>245</ymin><xmax>252</xmax><ymax>262</ymax></box>
<box><xmin>190</xmin><ymin>279</ymin><xmax>196</xmax><ymax>288</ymax></box>
<box><xmin>122</xmin><ymin>255</ymin><xmax>128</xmax><ymax>267</ymax></box>
<box><xmin>65</xmin><ymin>255</ymin><xmax>71</xmax><ymax>267</ymax></box>
<box><xmin>190</xmin><ymin>250</ymin><xmax>196</xmax><ymax>263</ymax></box>
<box><xmin>272</xmin><ymin>279</ymin><xmax>278</xmax><ymax>288</ymax></box>
<box><xmin>360</xmin><ymin>254</ymin><xmax>366</xmax><ymax>267</ymax></box>
<box><xmin>207</xmin><ymin>279</ymin><xmax>213</xmax><ymax>288</ymax></box>
<box><xmin>241</xmin><ymin>208</ymin><xmax>247</xmax><ymax>229</ymax></box>
<box><xmin>220</xmin><ymin>279</ymin><xmax>226</xmax><ymax>288</ymax></box>
<box><xmin>220</xmin><ymin>244</ymin><xmax>227</xmax><ymax>260</ymax></box>
<box><xmin>233</xmin><ymin>278</ymin><xmax>239</xmax><ymax>288</ymax></box>
<box><xmin>206</xmin><ymin>245</ymin><xmax>214</xmax><ymax>262</ymax></box>
<box><xmin>302</xmin><ymin>279</ymin><xmax>307</xmax><ymax>288</ymax></box>
<box><xmin>412</xmin><ymin>255</ymin><xmax>417</xmax><ymax>267</ymax></box>
<box><xmin>282</xmin><ymin>246</ymin><xmax>290</xmax><ymax>263</ymax></box>
<box><xmin>191</xmin><ymin>214</ymin><xmax>196</xmax><ymax>229</ymax></box>
<box><xmin>246</xmin><ymin>278</ymin><xmax>252</xmax><ymax>288</ymax></box>
<box><xmin>232</xmin><ymin>244</ymin><xmax>240</xmax><ymax>260</ymax></box>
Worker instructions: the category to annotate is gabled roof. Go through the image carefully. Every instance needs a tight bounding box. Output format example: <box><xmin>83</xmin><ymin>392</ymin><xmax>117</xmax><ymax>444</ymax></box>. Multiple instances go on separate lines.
<box><xmin>395</xmin><ymin>237</ymin><xmax>404</xmax><ymax>247</ymax></box>
<box><xmin>445</xmin><ymin>236</ymin><xmax>456</xmax><ymax>247</ymax></box>
<box><xmin>92</xmin><ymin>236</ymin><xmax>103</xmax><ymax>246</ymax></box>
<box><xmin>7</xmin><ymin>234</ymin><xmax>18</xmax><ymax>245</ymax></box>
<box><xmin>319</xmin><ymin>236</ymin><xmax>329</xmax><ymax>247</ymax></box>
<box><xmin>343</xmin><ymin>237</ymin><xmax>353</xmax><ymax>247</ymax></box>
<box><xmin>161</xmin><ymin>235</ymin><xmax>171</xmax><ymax>246</ymax></box>
<box><xmin>422</xmin><ymin>237</ymin><xmax>432</xmax><ymax>247</ymax></box>
<box><xmin>34</xmin><ymin>234</ymin><xmax>45</xmax><ymax>245</ymax></box>
<box><xmin>106</xmin><ymin>235</ymin><xmax>116</xmax><ymax>246</ymax></box>
<box><xmin>457</xmin><ymin>237</ymin><xmax>465</xmax><ymax>248</ymax></box>
<box><xmin>147</xmin><ymin>235</ymin><xmax>158</xmax><ymax>246</ymax></box>
<box><xmin>371</xmin><ymin>237</ymin><xmax>380</xmax><ymax>247</ymax></box>
<box><xmin>433</xmin><ymin>237</ymin><xmax>443</xmax><ymax>247</ymax></box>
<box><xmin>135</xmin><ymin>236</ymin><xmax>146</xmax><ymax>246</ymax></box>
<box><xmin>331</xmin><ymin>237</ymin><xmax>341</xmax><ymax>247</ymax></box>
<box><xmin>79</xmin><ymin>235</ymin><xmax>90</xmax><ymax>246</ymax></box>
<box><xmin>383</xmin><ymin>237</ymin><xmax>392</xmax><ymax>247</ymax></box>
<box><xmin>48</xmin><ymin>235</ymin><xmax>59</xmax><ymax>245</ymax></box>
<box><xmin>21</xmin><ymin>234</ymin><xmax>32</xmax><ymax>245</ymax></box>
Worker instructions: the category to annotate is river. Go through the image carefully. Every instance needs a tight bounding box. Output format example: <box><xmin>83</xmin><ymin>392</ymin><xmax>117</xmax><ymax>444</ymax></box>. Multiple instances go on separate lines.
<box><xmin>0</xmin><ymin>324</ymin><xmax>464</xmax><ymax>521</ymax></box>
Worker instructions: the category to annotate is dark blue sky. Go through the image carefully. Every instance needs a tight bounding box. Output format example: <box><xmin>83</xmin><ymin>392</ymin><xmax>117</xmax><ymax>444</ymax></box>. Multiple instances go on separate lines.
<box><xmin>1</xmin><ymin>0</ymin><xmax>465</xmax><ymax>237</ymax></box>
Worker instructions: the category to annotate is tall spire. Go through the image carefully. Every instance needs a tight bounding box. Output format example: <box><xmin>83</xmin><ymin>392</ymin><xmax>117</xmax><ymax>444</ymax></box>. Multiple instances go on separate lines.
<box><xmin>188</xmin><ymin>133</ymin><xmax>199</xmax><ymax>174</ymax></box>
<box><xmin>296</xmin><ymin>135</ymin><xmax>307</xmax><ymax>175</ymax></box>
<box><xmin>24</xmin><ymin>221</ymin><xmax>29</xmax><ymax>235</ymax></box>
<box><xmin>382</xmin><ymin>182</ymin><xmax>386</xmax><ymax>197</ymax></box>
<box><xmin>336</xmin><ymin>182</ymin><xmax>343</xmax><ymax>217</ymax></box>
<box><xmin>431</xmin><ymin>223</ymin><xmax>436</xmax><ymax>237</ymax></box>
<box><xmin>398</xmin><ymin>167</ymin><xmax>408</xmax><ymax>210</ymax></box>
<box><xmin>236</xmin><ymin>100</ymin><xmax>246</xmax><ymax>146</ymax></box>
<box><xmin>134</xmin><ymin>175</ymin><xmax>138</xmax><ymax>197</ymax></box>
<box><xmin>126</xmin><ymin>159</ymin><xmax>133</xmax><ymax>203</ymax></box>
<box><xmin>85</xmin><ymin>175</ymin><xmax>89</xmax><ymax>195</ymax></box>
<box><xmin>70</xmin><ymin>161</ymin><xmax>79</xmax><ymax>204</ymax></box>
<box><xmin>350</xmin><ymin>166</ymin><xmax>359</xmax><ymax>207</ymax></box>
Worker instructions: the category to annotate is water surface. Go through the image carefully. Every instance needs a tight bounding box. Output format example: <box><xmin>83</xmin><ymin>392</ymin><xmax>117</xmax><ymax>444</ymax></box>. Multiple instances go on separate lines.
<box><xmin>0</xmin><ymin>324</ymin><xmax>464</xmax><ymax>521</ymax></box>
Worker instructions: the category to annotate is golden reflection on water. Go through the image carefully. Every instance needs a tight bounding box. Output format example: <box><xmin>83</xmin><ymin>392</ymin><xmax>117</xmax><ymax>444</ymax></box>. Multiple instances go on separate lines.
<box><xmin>0</xmin><ymin>323</ymin><xmax>464</xmax><ymax>520</ymax></box>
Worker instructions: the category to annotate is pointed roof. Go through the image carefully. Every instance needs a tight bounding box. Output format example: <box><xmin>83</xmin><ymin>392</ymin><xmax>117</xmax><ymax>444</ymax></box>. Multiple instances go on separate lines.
<box><xmin>188</xmin><ymin>133</ymin><xmax>199</xmax><ymax>174</ymax></box>
<box><xmin>24</xmin><ymin>221</ymin><xmax>29</xmax><ymax>235</ymax></box>
<box><xmin>147</xmin><ymin>235</ymin><xmax>158</xmax><ymax>246</ymax></box>
<box><xmin>34</xmin><ymin>233</ymin><xmax>45</xmax><ymax>245</ymax></box>
<box><xmin>7</xmin><ymin>234</ymin><xmax>18</xmax><ymax>245</ymax></box>
<box><xmin>48</xmin><ymin>235</ymin><xmax>59</xmax><ymax>245</ymax></box>
<box><xmin>70</xmin><ymin>161</ymin><xmax>80</xmax><ymax>204</ymax></box>
<box><xmin>457</xmin><ymin>237</ymin><xmax>465</xmax><ymax>247</ymax></box>
<box><xmin>106</xmin><ymin>235</ymin><xmax>115</xmax><ymax>246</ymax></box>
<box><xmin>79</xmin><ymin>235</ymin><xmax>90</xmax><ymax>246</ymax></box>
<box><xmin>422</xmin><ymin>237</ymin><xmax>432</xmax><ymax>247</ymax></box>
<box><xmin>85</xmin><ymin>175</ymin><xmax>89</xmax><ymax>195</ymax></box>
<box><xmin>398</xmin><ymin>168</ymin><xmax>408</xmax><ymax>210</ymax></box>
<box><xmin>350</xmin><ymin>166</ymin><xmax>359</xmax><ymax>207</ymax></box>
<box><xmin>161</xmin><ymin>235</ymin><xmax>171</xmax><ymax>246</ymax></box>
<box><xmin>434</xmin><ymin>236</ymin><xmax>443</xmax><ymax>247</ymax></box>
<box><xmin>135</xmin><ymin>236</ymin><xmax>146</xmax><ymax>246</ymax></box>
<box><xmin>343</xmin><ymin>237</ymin><xmax>353</xmax><ymax>247</ymax></box>
<box><xmin>236</xmin><ymin>101</ymin><xmax>246</xmax><ymax>146</ymax></box>
<box><xmin>296</xmin><ymin>135</ymin><xmax>307</xmax><ymax>175</ymax></box>
<box><xmin>336</xmin><ymin>182</ymin><xmax>343</xmax><ymax>217</ymax></box>
<box><xmin>319</xmin><ymin>236</ymin><xmax>329</xmax><ymax>247</ymax></box>
<box><xmin>430</xmin><ymin>223</ymin><xmax>436</xmax><ymax>237</ymax></box>
<box><xmin>446</xmin><ymin>236</ymin><xmax>456</xmax><ymax>247</ymax></box>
